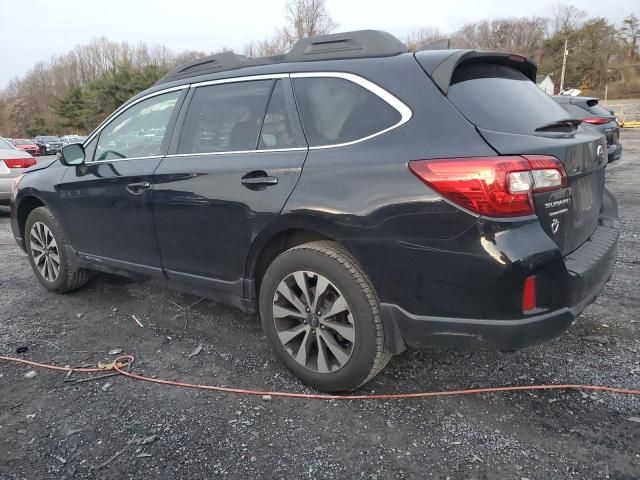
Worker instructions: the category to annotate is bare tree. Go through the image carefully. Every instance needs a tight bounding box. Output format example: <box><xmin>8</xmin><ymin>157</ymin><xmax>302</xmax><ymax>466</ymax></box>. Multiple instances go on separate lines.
<box><xmin>281</xmin><ymin>0</ymin><xmax>337</xmax><ymax>48</ymax></box>
<box><xmin>551</xmin><ymin>4</ymin><xmax>587</xmax><ymax>35</ymax></box>
<box><xmin>405</xmin><ymin>27</ymin><xmax>445</xmax><ymax>51</ymax></box>
<box><xmin>244</xmin><ymin>33</ymin><xmax>290</xmax><ymax>57</ymax></box>
<box><xmin>452</xmin><ymin>17</ymin><xmax>548</xmax><ymax>58</ymax></box>
<box><xmin>243</xmin><ymin>0</ymin><xmax>337</xmax><ymax>58</ymax></box>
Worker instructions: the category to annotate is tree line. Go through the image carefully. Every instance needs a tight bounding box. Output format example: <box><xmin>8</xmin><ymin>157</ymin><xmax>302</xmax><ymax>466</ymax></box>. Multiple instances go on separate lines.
<box><xmin>0</xmin><ymin>1</ymin><xmax>637</xmax><ymax>138</ymax></box>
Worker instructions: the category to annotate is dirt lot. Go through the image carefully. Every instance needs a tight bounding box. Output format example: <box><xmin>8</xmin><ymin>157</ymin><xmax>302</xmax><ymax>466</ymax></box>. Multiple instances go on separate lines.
<box><xmin>1</xmin><ymin>131</ymin><xmax>639</xmax><ymax>480</ymax></box>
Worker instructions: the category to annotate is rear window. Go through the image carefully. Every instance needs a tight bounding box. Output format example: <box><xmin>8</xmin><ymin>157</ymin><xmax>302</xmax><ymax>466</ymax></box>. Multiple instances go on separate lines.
<box><xmin>448</xmin><ymin>63</ymin><xmax>569</xmax><ymax>134</ymax></box>
<box><xmin>587</xmin><ymin>102</ymin><xmax>612</xmax><ymax>117</ymax></box>
<box><xmin>560</xmin><ymin>103</ymin><xmax>589</xmax><ymax>119</ymax></box>
<box><xmin>293</xmin><ymin>77</ymin><xmax>401</xmax><ymax>147</ymax></box>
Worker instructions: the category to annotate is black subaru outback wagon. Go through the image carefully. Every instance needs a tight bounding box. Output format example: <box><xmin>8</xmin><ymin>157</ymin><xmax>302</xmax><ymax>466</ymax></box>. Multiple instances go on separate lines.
<box><xmin>10</xmin><ymin>30</ymin><xmax>619</xmax><ymax>392</ymax></box>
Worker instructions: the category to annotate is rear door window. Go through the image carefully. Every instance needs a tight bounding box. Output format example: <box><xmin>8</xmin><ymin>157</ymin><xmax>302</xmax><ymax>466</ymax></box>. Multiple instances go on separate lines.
<box><xmin>177</xmin><ymin>80</ymin><xmax>274</xmax><ymax>154</ymax></box>
<box><xmin>448</xmin><ymin>63</ymin><xmax>570</xmax><ymax>134</ymax></box>
<box><xmin>292</xmin><ymin>77</ymin><xmax>401</xmax><ymax>147</ymax></box>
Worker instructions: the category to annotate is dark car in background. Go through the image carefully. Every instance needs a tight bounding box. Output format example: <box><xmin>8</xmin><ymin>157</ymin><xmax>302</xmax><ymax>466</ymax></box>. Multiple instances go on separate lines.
<box><xmin>11</xmin><ymin>138</ymin><xmax>40</xmax><ymax>156</ymax></box>
<box><xmin>10</xmin><ymin>31</ymin><xmax>619</xmax><ymax>392</ymax></box>
<box><xmin>552</xmin><ymin>96</ymin><xmax>622</xmax><ymax>162</ymax></box>
<box><xmin>34</xmin><ymin>135</ymin><xmax>64</xmax><ymax>155</ymax></box>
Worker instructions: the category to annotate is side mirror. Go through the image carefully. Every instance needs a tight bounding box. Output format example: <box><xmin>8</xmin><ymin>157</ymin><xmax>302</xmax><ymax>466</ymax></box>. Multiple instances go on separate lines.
<box><xmin>60</xmin><ymin>143</ymin><xmax>85</xmax><ymax>166</ymax></box>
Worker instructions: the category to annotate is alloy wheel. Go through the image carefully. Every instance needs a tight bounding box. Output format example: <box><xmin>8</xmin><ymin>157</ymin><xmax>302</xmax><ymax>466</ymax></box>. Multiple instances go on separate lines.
<box><xmin>272</xmin><ymin>271</ymin><xmax>355</xmax><ymax>373</ymax></box>
<box><xmin>29</xmin><ymin>222</ymin><xmax>60</xmax><ymax>283</ymax></box>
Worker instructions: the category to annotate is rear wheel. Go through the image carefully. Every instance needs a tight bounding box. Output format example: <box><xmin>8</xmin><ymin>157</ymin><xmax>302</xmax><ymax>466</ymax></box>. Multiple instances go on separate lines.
<box><xmin>259</xmin><ymin>241</ymin><xmax>390</xmax><ymax>392</ymax></box>
<box><xmin>25</xmin><ymin>207</ymin><xmax>90</xmax><ymax>292</ymax></box>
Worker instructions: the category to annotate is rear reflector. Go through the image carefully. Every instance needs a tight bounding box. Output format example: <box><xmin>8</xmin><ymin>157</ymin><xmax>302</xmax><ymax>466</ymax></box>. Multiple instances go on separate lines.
<box><xmin>3</xmin><ymin>158</ymin><xmax>36</xmax><ymax>169</ymax></box>
<box><xmin>408</xmin><ymin>155</ymin><xmax>567</xmax><ymax>217</ymax></box>
<box><xmin>522</xmin><ymin>276</ymin><xmax>537</xmax><ymax>312</ymax></box>
<box><xmin>582</xmin><ymin>117</ymin><xmax>609</xmax><ymax>125</ymax></box>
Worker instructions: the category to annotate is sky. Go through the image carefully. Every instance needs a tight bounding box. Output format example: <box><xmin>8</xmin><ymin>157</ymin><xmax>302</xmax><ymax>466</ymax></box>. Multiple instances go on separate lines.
<box><xmin>0</xmin><ymin>0</ymin><xmax>634</xmax><ymax>88</ymax></box>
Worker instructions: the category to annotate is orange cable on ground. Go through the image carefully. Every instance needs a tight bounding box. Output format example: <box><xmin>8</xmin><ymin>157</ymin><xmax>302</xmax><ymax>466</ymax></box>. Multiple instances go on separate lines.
<box><xmin>1</xmin><ymin>354</ymin><xmax>640</xmax><ymax>401</ymax></box>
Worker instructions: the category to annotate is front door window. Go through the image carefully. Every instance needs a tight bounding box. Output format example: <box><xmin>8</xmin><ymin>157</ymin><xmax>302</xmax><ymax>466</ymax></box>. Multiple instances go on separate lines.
<box><xmin>95</xmin><ymin>91</ymin><xmax>181</xmax><ymax>161</ymax></box>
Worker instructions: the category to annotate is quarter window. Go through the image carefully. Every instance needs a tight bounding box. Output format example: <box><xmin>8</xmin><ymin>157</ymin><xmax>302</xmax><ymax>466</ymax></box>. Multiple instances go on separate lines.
<box><xmin>258</xmin><ymin>80</ymin><xmax>306</xmax><ymax>150</ymax></box>
<box><xmin>95</xmin><ymin>91</ymin><xmax>181</xmax><ymax>161</ymax></box>
<box><xmin>292</xmin><ymin>77</ymin><xmax>401</xmax><ymax>147</ymax></box>
<box><xmin>177</xmin><ymin>80</ymin><xmax>274</xmax><ymax>154</ymax></box>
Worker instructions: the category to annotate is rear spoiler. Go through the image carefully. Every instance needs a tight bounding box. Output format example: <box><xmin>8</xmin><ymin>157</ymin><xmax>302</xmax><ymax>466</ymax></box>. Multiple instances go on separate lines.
<box><xmin>414</xmin><ymin>49</ymin><xmax>537</xmax><ymax>95</ymax></box>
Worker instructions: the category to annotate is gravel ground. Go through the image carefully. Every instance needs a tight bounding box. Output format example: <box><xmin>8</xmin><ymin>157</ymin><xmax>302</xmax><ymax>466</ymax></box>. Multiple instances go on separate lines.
<box><xmin>1</xmin><ymin>131</ymin><xmax>639</xmax><ymax>479</ymax></box>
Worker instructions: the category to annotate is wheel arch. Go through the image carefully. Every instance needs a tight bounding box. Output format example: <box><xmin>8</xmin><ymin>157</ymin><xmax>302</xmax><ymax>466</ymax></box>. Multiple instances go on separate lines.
<box><xmin>16</xmin><ymin>194</ymin><xmax>47</xmax><ymax>249</ymax></box>
<box><xmin>244</xmin><ymin>219</ymin><xmax>343</xmax><ymax>300</ymax></box>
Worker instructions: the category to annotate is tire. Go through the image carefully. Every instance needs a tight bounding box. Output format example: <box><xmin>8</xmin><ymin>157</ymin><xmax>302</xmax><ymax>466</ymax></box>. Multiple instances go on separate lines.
<box><xmin>25</xmin><ymin>206</ymin><xmax>90</xmax><ymax>293</ymax></box>
<box><xmin>259</xmin><ymin>240</ymin><xmax>391</xmax><ymax>392</ymax></box>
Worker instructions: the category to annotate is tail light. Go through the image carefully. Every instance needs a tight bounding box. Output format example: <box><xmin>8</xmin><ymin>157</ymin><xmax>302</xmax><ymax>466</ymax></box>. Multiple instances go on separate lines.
<box><xmin>408</xmin><ymin>155</ymin><xmax>567</xmax><ymax>217</ymax></box>
<box><xmin>3</xmin><ymin>158</ymin><xmax>36</xmax><ymax>169</ymax></box>
<box><xmin>582</xmin><ymin>117</ymin><xmax>609</xmax><ymax>125</ymax></box>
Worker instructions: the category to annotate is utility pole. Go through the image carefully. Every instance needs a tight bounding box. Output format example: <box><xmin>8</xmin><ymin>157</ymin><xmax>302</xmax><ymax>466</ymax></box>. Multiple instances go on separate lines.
<box><xmin>559</xmin><ymin>38</ymin><xmax>568</xmax><ymax>92</ymax></box>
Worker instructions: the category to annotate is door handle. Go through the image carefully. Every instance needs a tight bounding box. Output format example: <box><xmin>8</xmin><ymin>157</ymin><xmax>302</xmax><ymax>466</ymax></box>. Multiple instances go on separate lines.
<box><xmin>241</xmin><ymin>171</ymin><xmax>278</xmax><ymax>190</ymax></box>
<box><xmin>126</xmin><ymin>181</ymin><xmax>151</xmax><ymax>194</ymax></box>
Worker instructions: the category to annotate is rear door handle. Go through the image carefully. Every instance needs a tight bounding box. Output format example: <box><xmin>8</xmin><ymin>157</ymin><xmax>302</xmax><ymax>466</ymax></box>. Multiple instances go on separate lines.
<box><xmin>241</xmin><ymin>171</ymin><xmax>278</xmax><ymax>190</ymax></box>
<box><xmin>126</xmin><ymin>181</ymin><xmax>151</xmax><ymax>194</ymax></box>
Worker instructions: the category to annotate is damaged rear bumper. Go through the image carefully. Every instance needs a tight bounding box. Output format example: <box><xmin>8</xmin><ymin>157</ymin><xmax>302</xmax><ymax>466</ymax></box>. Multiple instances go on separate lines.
<box><xmin>381</xmin><ymin>221</ymin><xmax>619</xmax><ymax>354</ymax></box>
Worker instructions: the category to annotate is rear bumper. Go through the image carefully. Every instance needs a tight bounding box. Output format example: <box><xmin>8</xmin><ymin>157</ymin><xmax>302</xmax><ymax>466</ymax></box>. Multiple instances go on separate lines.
<box><xmin>381</xmin><ymin>220</ymin><xmax>619</xmax><ymax>353</ymax></box>
<box><xmin>608</xmin><ymin>143</ymin><xmax>622</xmax><ymax>162</ymax></box>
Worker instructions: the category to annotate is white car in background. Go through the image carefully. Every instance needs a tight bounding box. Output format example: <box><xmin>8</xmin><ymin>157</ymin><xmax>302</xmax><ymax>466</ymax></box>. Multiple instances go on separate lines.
<box><xmin>61</xmin><ymin>135</ymin><xmax>87</xmax><ymax>145</ymax></box>
<box><xmin>0</xmin><ymin>137</ymin><xmax>36</xmax><ymax>206</ymax></box>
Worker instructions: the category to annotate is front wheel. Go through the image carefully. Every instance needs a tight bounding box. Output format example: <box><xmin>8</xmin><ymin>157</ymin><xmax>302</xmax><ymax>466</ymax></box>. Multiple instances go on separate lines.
<box><xmin>259</xmin><ymin>241</ymin><xmax>391</xmax><ymax>392</ymax></box>
<box><xmin>25</xmin><ymin>207</ymin><xmax>90</xmax><ymax>293</ymax></box>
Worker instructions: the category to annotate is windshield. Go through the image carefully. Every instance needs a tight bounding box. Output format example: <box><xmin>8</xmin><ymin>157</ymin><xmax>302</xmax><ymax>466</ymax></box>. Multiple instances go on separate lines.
<box><xmin>40</xmin><ymin>136</ymin><xmax>60</xmax><ymax>142</ymax></box>
<box><xmin>14</xmin><ymin>139</ymin><xmax>32</xmax><ymax>145</ymax></box>
<box><xmin>448</xmin><ymin>63</ymin><xmax>570</xmax><ymax>134</ymax></box>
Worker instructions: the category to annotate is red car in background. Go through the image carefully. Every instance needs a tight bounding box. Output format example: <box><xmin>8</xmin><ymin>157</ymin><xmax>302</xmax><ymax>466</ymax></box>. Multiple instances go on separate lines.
<box><xmin>11</xmin><ymin>139</ymin><xmax>40</xmax><ymax>156</ymax></box>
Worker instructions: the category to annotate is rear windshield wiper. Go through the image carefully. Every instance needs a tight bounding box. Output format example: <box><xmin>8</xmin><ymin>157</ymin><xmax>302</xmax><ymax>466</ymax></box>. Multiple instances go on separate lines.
<box><xmin>535</xmin><ymin>118</ymin><xmax>582</xmax><ymax>132</ymax></box>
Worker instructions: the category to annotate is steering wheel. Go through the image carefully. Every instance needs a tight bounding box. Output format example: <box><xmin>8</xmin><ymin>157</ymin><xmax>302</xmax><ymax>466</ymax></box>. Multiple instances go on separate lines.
<box><xmin>97</xmin><ymin>150</ymin><xmax>127</xmax><ymax>161</ymax></box>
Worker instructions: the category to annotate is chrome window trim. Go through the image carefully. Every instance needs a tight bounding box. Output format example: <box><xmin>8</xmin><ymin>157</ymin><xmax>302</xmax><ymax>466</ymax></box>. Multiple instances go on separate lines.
<box><xmin>290</xmin><ymin>71</ymin><xmax>413</xmax><ymax>150</ymax></box>
<box><xmin>84</xmin><ymin>155</ymin><xmax>163</xmax><ymax>165</ymax></box>
<box><xmin>190</xmin><ymin>73</ymin><xmax>289</xmax><ymax>88</ymax></box>
<box><xmin>82</xmin><ymin>71</ymin><xmax>413</xmax><ymax>160</ymax></box>
<box><xmin>165</xmin><ymin>147</ymin><xmax>307</xmax><ymax>158</ymax></box>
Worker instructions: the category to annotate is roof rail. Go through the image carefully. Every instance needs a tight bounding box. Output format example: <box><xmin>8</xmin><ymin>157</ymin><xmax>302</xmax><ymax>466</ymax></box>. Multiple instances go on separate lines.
<box><xmin>156</xmin><ymin>30</ymin><xmax>408</xmax><ymax>86</ymax></box>
<box><xmin>286</xmin><ymin>30</ymin><xmax>407</xmax><ymax>61</ymax></box>
<box><xmin>156</xmin><ymin>51</ymin><xmax>249</xmax><ymax>84</ymax></box>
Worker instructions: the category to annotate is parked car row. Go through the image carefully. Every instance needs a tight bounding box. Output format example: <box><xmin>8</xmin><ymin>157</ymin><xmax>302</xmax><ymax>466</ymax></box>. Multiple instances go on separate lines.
<box><xmin>2</xmin><ymin>135</ymin><xmax>87</xmax><ymax>156</ymax></box>
<box><xmin>8</xmin><ymin>30</ymin><xmax>621</xmax><ymax>392</ymax></box>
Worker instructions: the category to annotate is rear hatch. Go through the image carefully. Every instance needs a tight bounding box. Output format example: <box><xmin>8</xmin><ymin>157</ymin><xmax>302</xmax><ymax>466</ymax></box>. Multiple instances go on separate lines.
<box><xmin>418</xmin><ymin>54</ymin><xmax>607</xmax><ymax>256</ymax></box>
<box><xmin>583</xmin><ymin>100</ymin><xmax>620</xmax><ymax>146</ymax></box>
